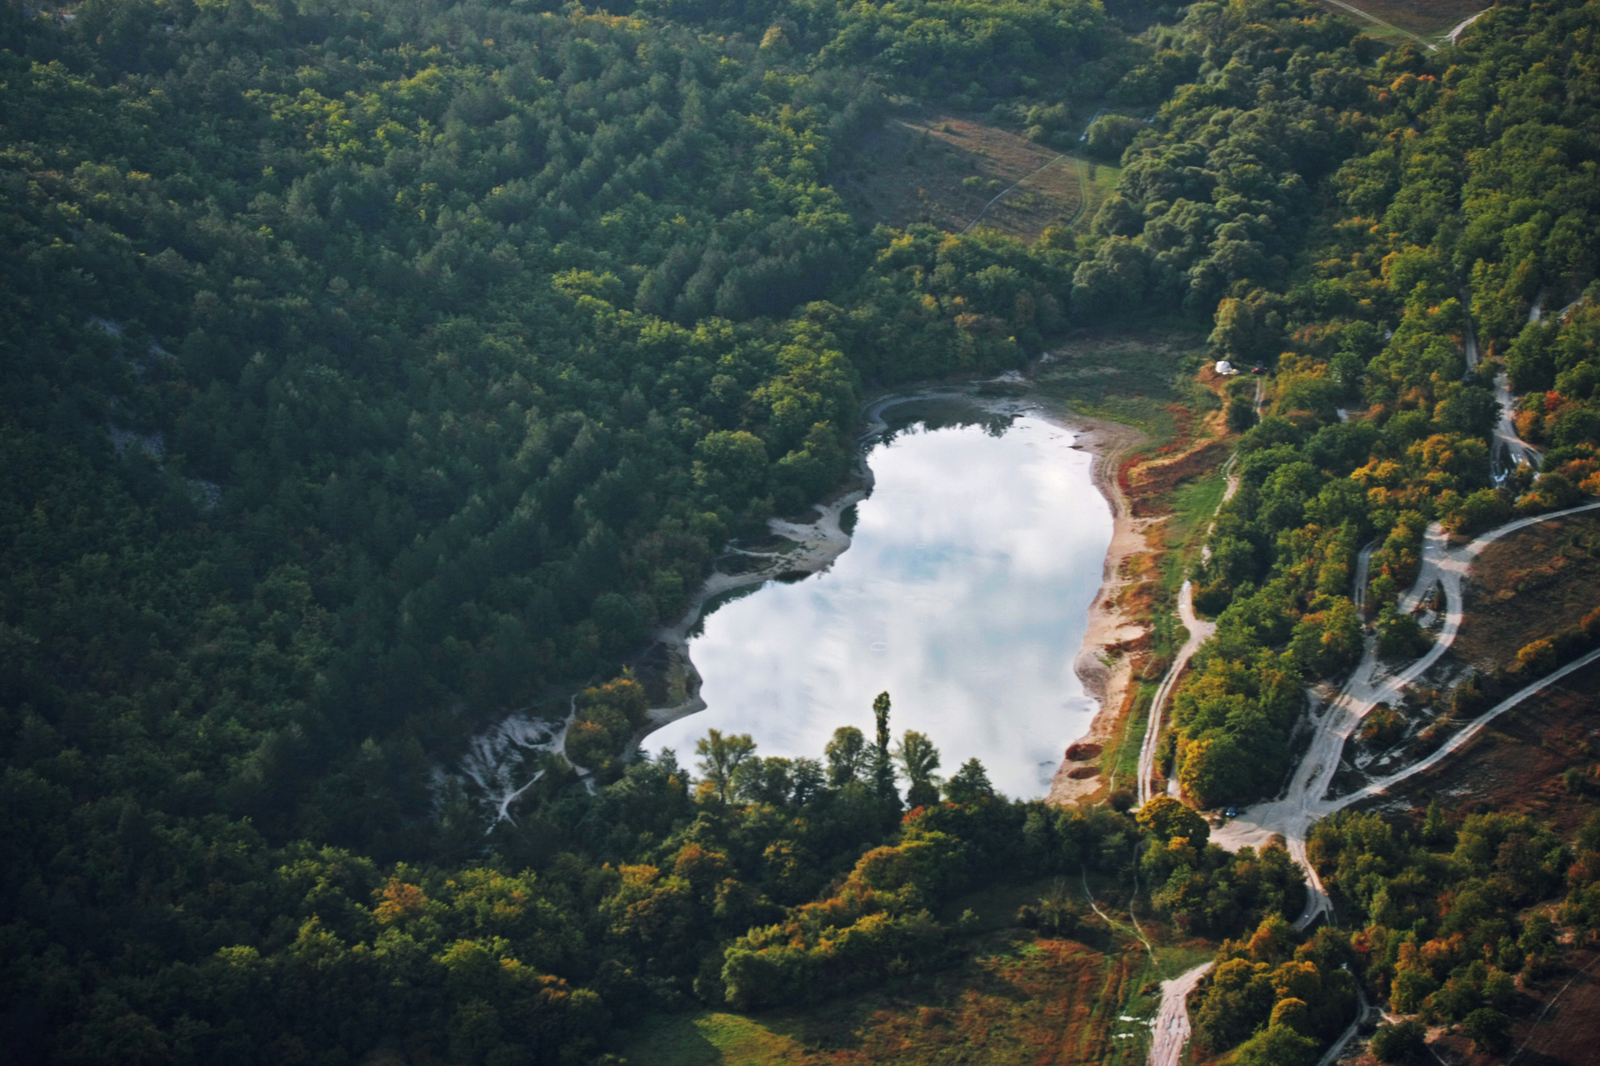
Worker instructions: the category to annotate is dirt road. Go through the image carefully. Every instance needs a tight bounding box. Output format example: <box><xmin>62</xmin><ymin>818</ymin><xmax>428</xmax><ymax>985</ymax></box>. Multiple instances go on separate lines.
<box><xmin>1149</xmin><ymin>962</ymin><xmax>1213</xmax><ymax>1066</ymax></box>
<box><xmin>1150</xmin><ymin>341</ymin><xmax>1578</xmax><ymax>1061</ymax></box>
<box><xmin>1337</xmin><ymin>644</ymin><xmax>1600</xmax><ymax>810</ymax></box>
<box><xmin>1215</xmin><ymin>500</ymin><xmax>1600</xmax><ymax>921</ymax></box>
<box><xmin>1137</xmin><ymin>581</ymin><xmax>1215</xmax><ymax>807</ymax></box>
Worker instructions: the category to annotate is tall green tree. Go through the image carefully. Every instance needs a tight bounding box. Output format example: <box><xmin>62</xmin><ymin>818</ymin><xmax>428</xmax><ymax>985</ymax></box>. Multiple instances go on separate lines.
<box><xmin>893</xmin><ymin>730</ymin><xmax>942</xmax><ymax>807</ymax></box>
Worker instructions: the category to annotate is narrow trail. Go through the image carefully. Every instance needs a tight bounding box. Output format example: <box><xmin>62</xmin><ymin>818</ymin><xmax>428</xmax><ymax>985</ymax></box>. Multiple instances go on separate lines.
<box><xmin>1352</xmin><ymin>540</ymin><xmax>1377</xmax><ymax>614</ymax></box>
<box><xmin>1446</xmin><ymin>9</ymin><xmax>1487</xmax><ymax>43</ymax></box>
<box><xmin>963</xmin><ymin>153</ymin><xmax>1068</xmax><ymax>234</ymax></box>
<box><xmin>1137</xmin><ymin>581</ymin><xmax>1215</xmax><ymax>807</ymax></box>
<box><xmin>1080</xmin><ymin>869</ymin><xmax>1154</xmax><ymax>961</ymax></box>
<box><xmin>1495</xmin><ymin>370</ymin><xmax>1540</xmax><ymax>474</ymax></box>
<box><xmin>1464</xmin><ymin>290</ymin><xmax>1540</xmax><ymax>476</ymax></box>
<box><xmin>1200</xmin><ymin>454</ymin><xmax>1239</xmax><ymax>565</ymax></box>
<box><xmin>1319</xmin><ymin>0</ymin><xmax>1439</xmax><ymax>49</ymax></box>
<box><xmin>1315</xmin><ymin>986</ymin><xmax>1376</xmax><ymax>1066</ymax></box>
<box><xmin>1140</xmin><ymin>443</ymin><xmax>1243</xmax><ymax>806</ymax></box>
<box><xmin>1512</xmin><ymin>951</ymin><xmax>1600</xmax><ymax>1061</ymax></box>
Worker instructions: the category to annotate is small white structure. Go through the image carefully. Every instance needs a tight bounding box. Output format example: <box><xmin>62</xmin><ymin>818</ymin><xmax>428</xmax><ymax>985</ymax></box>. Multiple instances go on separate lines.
<box><xmin>1215</xmin><ymin>360</ymin><xmax>1238</xmax><ymax>375</ymax></box>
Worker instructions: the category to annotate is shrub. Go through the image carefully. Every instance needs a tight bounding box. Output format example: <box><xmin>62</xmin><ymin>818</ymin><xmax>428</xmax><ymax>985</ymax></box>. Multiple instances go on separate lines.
<box><xmin>1371</xmin><ymin>1019</ymin><xmax>1427</xmax><ymax>1064</ymax></box>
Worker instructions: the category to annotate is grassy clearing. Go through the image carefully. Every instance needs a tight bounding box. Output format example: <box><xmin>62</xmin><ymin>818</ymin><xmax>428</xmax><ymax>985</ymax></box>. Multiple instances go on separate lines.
<box><xmin>1033</xmin><ymin>326</ymin><xmax>1211</xmax><ymax>446</ymax></box>
<box><xmin>1102</xmin><ymin>682</ymin><xmax>1154</xmax><ymax>794</ymax></box>
<box><xmin>614</xmin><ymin>895</ymin><xmax>1216</xmax><ymax>1066</ymax></box>
<box><xmin>1313</xmin><ymin>0</ymin><xmax>1486</xmax><ymax>42</ymax></box>
<box><xmin>1163</xmin><ymin>465</ymin><xmax>1228</xmax><ymax>590</ymax></box>
<box><xmin>830</xmin><ymin>107</ymin><xmax>1124</xmax><ymax>241</ymax></box>
<box><xmin>615</xmin><ymin>939</ymin><xmax>1136</xmax><ymax>1065</ymax></box>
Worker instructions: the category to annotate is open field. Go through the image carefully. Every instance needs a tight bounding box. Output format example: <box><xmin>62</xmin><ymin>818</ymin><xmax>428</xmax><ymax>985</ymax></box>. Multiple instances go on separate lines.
<box><xmin>830</xmin><ymin>107</ymin><xmax>1121</xmax><ymax>241</ymax></box>
<box><xmin>1313</xmin><ymin>0</ymin><xmax>1487</xmax><ymax>45</ymax></box>
<box><xmin>1454</xmin><ymin>514</ymin><xmax>1600</xmax><ymax>672</ymax></box>
<box><xmin>1034</xmin><ymin>328</ymin><xmax>1213</xmax><ymax>437</ymax></box>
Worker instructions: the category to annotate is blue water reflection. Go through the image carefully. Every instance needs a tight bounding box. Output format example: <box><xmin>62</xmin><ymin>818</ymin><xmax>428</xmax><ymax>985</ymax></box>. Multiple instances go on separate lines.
<box><xmin>647</xmin><ymin>411</ymin><xmax>1113</xmax><ymax>799</ymax></box>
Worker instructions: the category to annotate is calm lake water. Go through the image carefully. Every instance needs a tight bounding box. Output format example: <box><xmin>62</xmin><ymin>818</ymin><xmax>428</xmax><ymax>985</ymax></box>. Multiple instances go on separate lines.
<box><xmin>647</xmin><ymin>405</ymin><xmax>1114</xmax><ymax>799</ymax></box>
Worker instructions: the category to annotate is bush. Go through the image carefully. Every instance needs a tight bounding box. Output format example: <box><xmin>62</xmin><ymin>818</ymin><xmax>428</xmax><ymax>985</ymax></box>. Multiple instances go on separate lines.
<box><xmin>1515</xmin><ymin>637</ymin><xmax>1558</xmax><ymax>675</ymax></box>
<box><xmin>1371</xmin><ymin>1019</ymin><xmax>1427</xmax><ymax>1065</ymax></box>
<box><xmin>1084</xmin><ymin>114</ymin><xmax>1144</xmax><ymax>160</ymax></box>
<box><xmin>1228</xmin><ymin>395</ymin><xmax>1260</xmax><ymax>433</ymax></box>
<box><xmin>1377</xmin><ymin>607</ymin><xmax>1430</xmax><ymax>660</ymax></box>
<box><xmin>1461</xmin><ymin>1007</ymin><xmax>1511</xmax><ymax>1055</ymax></box>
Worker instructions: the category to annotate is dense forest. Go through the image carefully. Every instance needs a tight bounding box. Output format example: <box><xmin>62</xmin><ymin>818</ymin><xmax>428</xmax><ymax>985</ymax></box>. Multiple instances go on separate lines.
<box><xmin>4</xmin><ymin>0</ymin><xmax>1600</xmax><ymax>1060</ymax></box>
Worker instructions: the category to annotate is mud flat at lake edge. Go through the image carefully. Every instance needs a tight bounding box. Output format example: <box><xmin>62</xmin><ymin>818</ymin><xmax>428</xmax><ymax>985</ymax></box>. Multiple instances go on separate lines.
<box><xmin>631</xmin><ymin>388</ymin><xmax>1135</xmax><ymax>800</ymax></box>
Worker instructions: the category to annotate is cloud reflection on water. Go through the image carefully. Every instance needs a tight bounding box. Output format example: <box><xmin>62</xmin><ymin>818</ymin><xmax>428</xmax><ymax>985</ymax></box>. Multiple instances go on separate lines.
<box><xmin>647</xmin><ymin>414</ymin><xmax>1113</xmax><ymax>799</ymax></box>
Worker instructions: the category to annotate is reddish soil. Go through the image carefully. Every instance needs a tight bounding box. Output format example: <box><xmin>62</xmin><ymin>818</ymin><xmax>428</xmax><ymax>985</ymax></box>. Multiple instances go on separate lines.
<box><xmin>1515</xmin><ymin>948</ymin><xmax>1600</xmax><ymax>1066</ymax></box>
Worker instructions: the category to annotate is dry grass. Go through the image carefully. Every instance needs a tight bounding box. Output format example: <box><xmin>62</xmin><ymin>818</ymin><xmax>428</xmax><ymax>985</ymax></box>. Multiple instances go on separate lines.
<box><xmin>829</xmin><ymin>107</ymin><xmax>1120</xmax><ymax>241</ymax></box>
<box><xmin>615</xmin><ymin>939</ymin><xmax>1139</xmax><ymax>1066</ymax></box>
<box><xmin>1353</xmin><ymin>658</ymin><xmax>1600</xmax><ymax>832</ymax></box>
<box><xmin>1313</xmin><ymin>0</ymin><xmax>1487</xmax><ymax>42</ymax></box>
<box><xmin>1454</xmin><ymin>514</ymin><xmax>1600</xmax><ymax>673</ymax></box>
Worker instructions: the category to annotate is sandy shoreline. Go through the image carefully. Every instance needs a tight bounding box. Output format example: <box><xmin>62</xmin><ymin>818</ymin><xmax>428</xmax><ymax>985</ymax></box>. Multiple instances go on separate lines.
<box><xmin>1045</xmin><ymin>413</ymin><xmax>1153</xmax><ymax>805</ymax></box>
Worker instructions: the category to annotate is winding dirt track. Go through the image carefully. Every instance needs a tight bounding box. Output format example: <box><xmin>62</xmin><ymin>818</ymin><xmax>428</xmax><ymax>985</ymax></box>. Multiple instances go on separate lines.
<box><xmin>1215</xmin><ymin>499</ymin><xmax>1600</xmax><ymax>926</ymax></box>
<box><xmin>1137</xmin><ymin>582</ymin><xmax>1215</xmax><ymax>807</ymax></box>
<box><xmin>1147</xmin><ymin>307</ymin><xmax>1577</xmax><ymax>1064</ymax></box>
<box><xmin>1149</xmin><ymin>500</ymin><xmax>1600</xmax><ymax>1064</ymax></box>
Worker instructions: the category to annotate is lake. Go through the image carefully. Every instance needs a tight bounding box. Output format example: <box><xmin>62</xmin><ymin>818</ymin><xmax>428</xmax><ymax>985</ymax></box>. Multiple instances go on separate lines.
<box><xmin>646</xmin><ymin>402</ymin><xmax>1114</xmax><ymax>799</ymax></box>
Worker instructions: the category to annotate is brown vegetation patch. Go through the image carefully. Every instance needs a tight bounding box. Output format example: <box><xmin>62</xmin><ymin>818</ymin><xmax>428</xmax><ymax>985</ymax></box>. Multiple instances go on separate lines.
<box><xmin>1313</xmin><ymin>0</ymin><xmax>1486</xmax><ymax>37</ymax></box>
<box><xmin>840</xmin><ymin>939</ymin><xmax>1139</xmax><ymax>1064</ymax></box>
<box><xmin>1130</xmin><ymin>437</ymin><xmax>1233</xmax><ymax>502</ymax></box>
<box><xmin>1354</xmin><ymin>659</ymin><xmax>1600</xmax><ymax>834</ymax></box>
<box><xmin>1513</xmin><ymin>947</ymin><xmax>1600</xmax><ymax>1066</ymax></box>
<box><xmin>1066</xmin><ymin>766</ymin><xmax>1102</xmax><ymax>780</ymax></box>
<box><xmin>1064</xmin><ymin>742</ymin><xmax>1103</xmax><ymax>761</ymax></box>
<box><xmin>1455</xmin><ymin>515</ymin><xmax>1600</xmax><ymax>673</ymax></box>
<box><xmin>829</xmin><ymin>106</ymin><xmax>1110</xmax><ymax>240</ymax></box>
<box><xmin>1105</xmin><ymin>631</ymin><xmax>1154</xmax><ymax>657</ymax></box>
